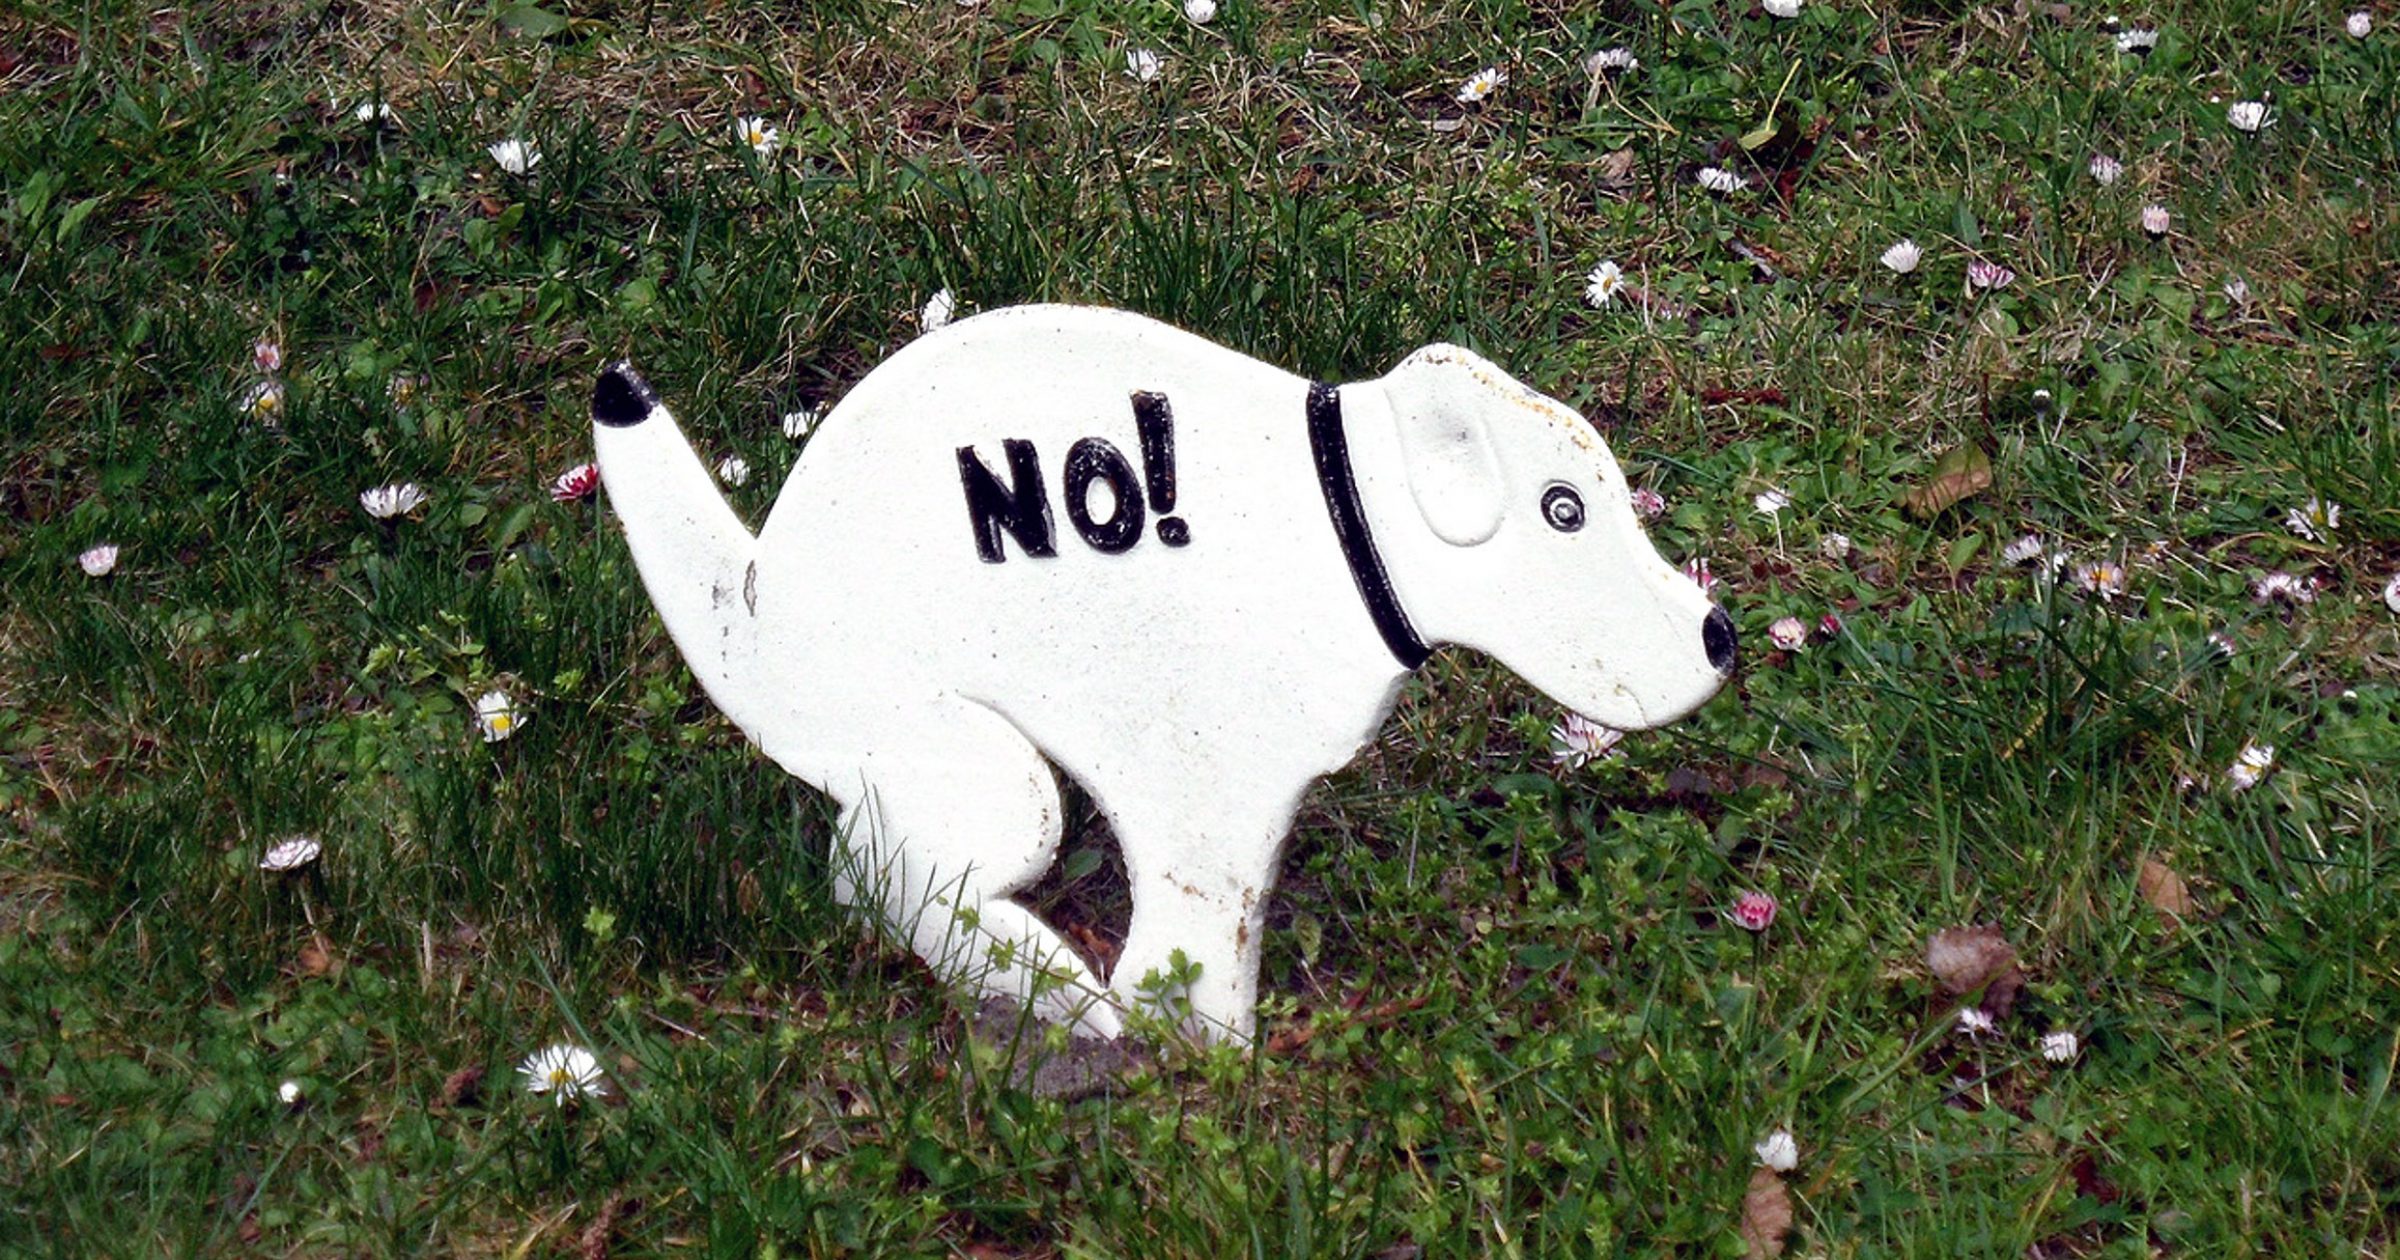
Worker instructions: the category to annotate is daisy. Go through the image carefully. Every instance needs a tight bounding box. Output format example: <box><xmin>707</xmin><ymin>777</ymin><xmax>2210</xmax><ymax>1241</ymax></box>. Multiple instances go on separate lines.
<box><xmin>1683</xmin><ymin>557</ymin><xmax>1719</xmax><ymax>595</ymax></box>
<box><xmin>2348</xmin><ymin>11</ymin><xmax>2372</xmax><ymax>37</ymax></box>
<box><xmin>1762</xmin><ymin>0</ymin><xmax>1803</xmax><ymax>17</ymax></box>
<box><xmin>1586</xmin><ymin>47</ymin><xmax>1640</xmax><ymax>75</ymax></box>
<box><xmin>2207</xmin><ymin>630</ymin><xmax>2238</xmax><ymax>658</ymax></box>
<box><xmin>474</xmin><ymin>690</ymin><xmax>524</xmax><ymax>743</ymax></box>
<box><xmin>1819</xmin><ymin>532</ymin><xmax>1852</xmax><ymax>561</ymax></box>
<box><xmin>1457</xmin><ymin>66</ymin><xmax>1505</xmax><ymax>104</ymax></box>
<box><xmin>1880</xmin><ymin>238</ymin><xmax>1924</xmax><ymax>274</ymax></box>
<box><xmin>1753</xmin><ymin>1129</ymin><xmax>1799</xmax><ymax>1171</ymax></box>
<box><xmin>1767</xmin><ymin>617</ymin><xmax>1807</xmax><ymax>651</ymax></box>
<box><xmin>2040</xmin><ymin>1030</ymin><xmax>2080</xmax><ymax>1063</ymax></box>
<box><xmin>1696</xmin><ymin>165</ymin><xmax>1750</xmax><ymax>193</ymax></box>
<box><xmin>487</xmin><ymin>138</ymin><xmax>541</xmax><ymax>175</ymax></box>
<box><xmin>2252</xmin><ymin>571</ymin><xmax>2316</xmax><ymax>605</ymax></box>
<box><xmin>2002</xmin><ymin>534</ymin><xmax>2046</xmax><ymax>566</ymax></box>
<box><xmin>1957</xmin><ymin>1006</ymin><xmax>1998</xmax><ymax>1037</ymax></box>
<box><xmin>1729</xmin><ymin>890</ymin><xmax>1778</xmax><ymax>931</ymax></box>
<box><xmin>736</xmin><ymin>116</ymin><xmax>781</xmax><ymax>159</ymax></box>
<box><xmin>1630</xmin><ymin>487</ymin><xmax>1667</xmax><ymax>519</ymax></box>
<box><xmin>2226</xmin><ymin>100</ymin><xmax>2271</xmax><ymax>133</ymax></box>
<box><xmin>386</xmin><ymin>373</ymin><xmax>423</xmax><ymax>409</ymax></box>
<box><xmin>1584</xmin><ymin>260</ymin><xmax>1626</xmax><ymax>308</ymax></box>
<box><xmin>2114</xmin><ymin>26</ymin><xmax>2158</xmax><ymax>54</ymax></box>
<box><xmin>519</xmin><ymin>1043</ymin><xmax>606</xmax><ymax>1105</ymax></box>
<box><xmin>1753</xmin><ymin>487</ymin><xmax>1791</xmax><ymax>516</ymax></box>
<box><xmin>1549</xmin><ymin>713</ymin><xmax>1625</xmax><ymax>769</ymax></box>
<box><xmin>2285</xmin><ymin>496</ymin><xmax>2339</xmax><ymax>541</ymax></box>
<box><xmin>2223</xmin><ymin>277</ymin><xmax>2251</xmax><ymax>308</ymax></box>
<box><xmin>550</xmin><ymin>462</ymin><xmax>600</xmax><ymax>503</ymax></box>
<box><xmin>278</xmin><ymin>1079</ymin><xmax>305</xmax><ymax>1106</ymax></box>
<box><xmin>2226</xmin><ymin>741</ymin><xmax>2275</xmax><ymax>791</ymax></box>
<box><xmin>359</xmin><ymin>482</ymin><xmax>428</xmax><ymax>519</ymax></box>
<box><xmin>77</xmin><ymin>544</ymin><xmax>119</xmax><ymax>577</ymax></box>
<box><xmin>716</xmin><ymin>455</ymin><xmax>750</xmax><ymax>487</ymax></box>
<box><xmin>921</xmin><ymin>287</ymin><xmax>957</xmax><ymax>333</ymax></box>
<box><xmin>782</xmin><ymin>407</ymin><xmax>820</xmax><ymax>440</ymax></box>
<box><xmin>2384</xmin><ymin>574</ymin><xmax>2400</xmax><ymax>614</ymax></box>
<box><xmin>1183</xmin><ymin>0</ymin><xmax>1218</xmax><ymax>22</ymax></box>
<box><xmin>260</xmin><ymin>835</ymin><xmax>323</xmax><ymax>872</ymax></box>
<box><xmin>2073</xmin><ymin>558</ymin><xmax>2127</xmax><ymax>600</ymax></box>
<box><xmin>1125</xmin><ymin>47</ymin><xmax>1164</xmax><ymax>83</ymax></box>
<box><xmin>239</xmin><ymin>379</ymin><xmax>285</xmax><ymax>419</ymax></box>
<box><xmin>2088</xmin><ymin>154</ymin><xmax>2123</xmax><ymax>186</ymax></box>
<box><xmin>351</xmin><ymin>100</ymin><xmax>394</xmax><ymax>124</ymax></box>
<box><xmin>1966</xmin><ymin>259</ymin><xmax>2015</xmax><ymax>291</ymax></box>
<box><xmin>253</xmin><ymin>339</ymin><xmax>283</xmax><ymax>373</ymax></box>
<box><xmin>2140</xmin><ymin>204</ymin><xmax>2171</xmax><ymax>238</ymax></box>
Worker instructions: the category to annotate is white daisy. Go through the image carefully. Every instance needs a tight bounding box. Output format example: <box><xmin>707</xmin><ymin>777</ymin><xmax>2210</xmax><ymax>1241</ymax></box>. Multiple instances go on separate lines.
<box><xmin>260</xmin><ymin>835</ymin><xmax>323</xmax><ymax>872</ymax></box>
<box><xmin>2223</xmin><ymin>277</ymin><xmax>2251</xmax><ymax>307</ymax></box>
<box><xmin>1957</xmin><ymin>1006</ymin><xmax>1997</xmax><ymax>1037</ymax></box>
<box><xmin>2073</xmin><ymin>559</ymin><xmax>2127</xmax><ymax>600</ymax></box>
<box><xmin>2114</xmin><ymin>26</ymin><xmax>2158</xmax><ymax>54</ymax></box>
<box><xmin>2088</xmin><ymin>154</ymin><xmax>2123</xmax><ymax>186</ymax></box>
<box><xmin>1584</xmin><ymin>260</ymin><xmax>1626</xmax><ymax>308</ymax></box>
<box><xmin>1819</xmin><ymin>532</ymin><xmax>1852</xmax><ymax>560</ymax></box>
<box><xmin>736</xmin><ymin>116</ymin><xmax>781</xmax><ymax>159</ymax></box>
<box><xmin>487</xmin><ymin>138</ymin><xmax>541</xmax><ymax>175</ymax></box>
<box><xmin>2140</xmin><ymin>204</ymin><xmax>2171</xmax><ymax>237</ymax></box>
<box><xmin>2252</xmin><ymin>571</ymin><xmax>2316</xmax><ymax>605</ymax></box>
<box><xmin>519</xmin><ymin>1043</ymin><xmax>605</xmax><ymax>1105</ymax></box>
<box><xmin>1125</xmin><ymin>47</ymin><xmax>1164</xmax><ymax>83</ymax></box>
<box><xmin>2286</xmin><ymin>496</ymin><xmax>2339</xmax><ymax>541</ymax></box>
<box><xmin>351</xmin><ymin>100</ymin><xmax>394</xmax><ymax>125</ymax></box>
<box><xmin>782</xmin><ymin>408</ymin><xmax>820</xmax><ymax>440</ymax></box>
<box><xmin>1753</xmin><ymin>1129</ymin><xmax>1799</xmax><ymax>1171</ymax></box>
<box><xmin>279</xmin><ymin>1079</ymin><xmax>304</xmax><ymax>1106</ymax></box>
<box><xmin>1457</xmin><ymin>66</ymin><xmax>1505</xmax><ymax>104</ymax></box>
<box><xmin>1762</xmin><ymin>0</ymin><xmax>1802</xmax><ymax>17</ymax></box>
<box><xmin>1767</xmin><ymin>617</ymin><xmax>1807</xmax><ymax>650</ymax></box>
<box><xmin>474</xmin><ymin>689</ymin><xmax>524</xmax><ymax>743</ymax></box>
<box><xmin>77</xmin><ymin>544</ymin><xmax>120</xmax><ymax>577</ymax></box>
<box><xmin>2207</xmin><ymin>630</ymin><xmax>2237</xmax><ymax>659</ymax></box>
<box><xmin>359</xmin><ymin>482</ymin><xmax>428</xmax><ymax>519</ymax></box>
<box><xmin>239</xmin><ymin>379</ymin><xmax>285</xmax><ymax>419</ymax></box>
<box><xmin>2040</xmin><ymin>1030</ymin><xmax>2080</xmax><ymax>1063</ymax></box>
<box><xmin>2002</xmin><ymin>534</ymin><xmax>2046</xmax><ymax>566</ymax></box>
<box><xmin>1586</xmin><ymin>47</ymin><xmax>1640</xmax><ymax>76</ymax></box>
<box><xmin>716</xmin><ymin>455</ymin><xmax>750</xmax><ymax>487</ymax></box>
<box><xmin>1549</xmin><ymin>713</ymin><xmax>1625</xmax><ymax>769</ymax></box>
<box><xmin>2226</xmin><ymin>741</ymin><xmax>2275</xmax><ymax>792</ymax></box>
<box><xmin>1184</xmin><ymin>0</ymin><xmax>1218</xmax><ymax>22</ymax></box>
<box><xmin>1753</xmin><ymin>487</ymin><xmax>1791</xmax><ymax>516</ymax></box>
<box><xmin>1966</xmin><ymin>259</ymin><xmax>2016</xmax><ymax>290</ymax></box>
<box><xmin>2347</xmin><ymin>11</ymin><xmax>2372</xmax><ymax>37</ymax></box>
<box><xmin>2226</xmin><ymin>100</ymin><xmax>2271</xmax><ymax>133</ymax></box>
<box><xmin>921</xmin><ymin>287</ymin><xmax>957</xmax><ymax>333</ymax></box>
<box><xmin>1880</xmin><ymin>238</ymin><xmax>1924</xmax><ymax>274</ymax></box>
<box><xmin>2384</xmin><ymin>573</ymin><xmax>2400</xmax><ymax>613</ymax></box>
<box><xmin>1696</xmin><ymin>166</ymin><xmax>1750</xmax><ymax>194</ymax></box>
<box><xmin>386</xmin><ymin>373</ymin><xmax>423</xmax><ymax>409</ymax></box>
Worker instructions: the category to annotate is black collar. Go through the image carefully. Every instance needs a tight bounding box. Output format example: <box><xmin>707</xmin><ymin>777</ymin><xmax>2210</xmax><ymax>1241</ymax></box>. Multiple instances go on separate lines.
<box><xmin>1306</xmin><ymin>383</ymin><xmax>1432</xmax><ymax>670</ymax></box>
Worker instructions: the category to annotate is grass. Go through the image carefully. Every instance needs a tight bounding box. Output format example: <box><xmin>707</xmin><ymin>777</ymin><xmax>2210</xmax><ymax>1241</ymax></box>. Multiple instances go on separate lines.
<box><xmin>3</xmin><ymin>0</ymin><xmax>2398</xmax><ymax>1253</ymax></box>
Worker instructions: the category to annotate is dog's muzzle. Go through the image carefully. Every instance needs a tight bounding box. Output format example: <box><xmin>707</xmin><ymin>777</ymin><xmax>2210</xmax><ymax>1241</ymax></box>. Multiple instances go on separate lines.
<box><xmin>1703</xmin><ymin>607</ymin><xmax>1738</xmax><ymax>676</ymax></box>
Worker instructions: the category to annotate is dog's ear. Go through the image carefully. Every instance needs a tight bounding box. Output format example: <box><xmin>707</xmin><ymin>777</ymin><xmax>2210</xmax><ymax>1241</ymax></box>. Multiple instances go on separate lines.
<box><xmin>1388</xmin><ymin>350</ymin><xmax>1506</xmax><ymax>546</ymax></box>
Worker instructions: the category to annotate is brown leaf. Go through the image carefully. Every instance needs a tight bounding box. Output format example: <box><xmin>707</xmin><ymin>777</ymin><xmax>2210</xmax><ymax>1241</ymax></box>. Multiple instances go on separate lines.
<box><xmin>297</xmin><ymin>934</ymin><xmax>339</xmax><ymax>978</ymax></box>
<box><xmin>1739</xmin><ymin>1167</ymin><xmax>1794</xmax><ymax>1259</ymax></box>
<box><xmin>1900</xmin><ymin>444</ymin><xmax>1993</xmax><ymax>517</ymax></box>
<box><xmin>2138</xmin><ymin>858</ymin><xmax>2198</xmax><ymax>919</ymax></box>
<box><xmin>441</xmin><ymin>1064</ymin><xmax>486</xmax><ymax>1109</ymax></box>
<box><xmin>578</xmin><ymin>1193</ymin><xmax>636</xmax><ymax>1260</ymax></box>
<box><xmin>1925</xmin><ymin>925</ymin><xmax>2024</xmax><ymax>1014</ymax></box>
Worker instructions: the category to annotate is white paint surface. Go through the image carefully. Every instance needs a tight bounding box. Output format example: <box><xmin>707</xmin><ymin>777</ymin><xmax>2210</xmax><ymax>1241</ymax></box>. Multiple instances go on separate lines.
<box><xmin>594</xmin><ymin>305</ymin><xmax>1732</xmax><ymax>1043</ymax></box>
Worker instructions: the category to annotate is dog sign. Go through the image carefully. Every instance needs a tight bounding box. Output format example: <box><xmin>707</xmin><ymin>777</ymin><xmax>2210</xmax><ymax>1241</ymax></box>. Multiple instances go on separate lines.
<box><xmin>592</xmin><ymin>305</ymin><xmax>1736</xmax><ymax>1043</ymax></box>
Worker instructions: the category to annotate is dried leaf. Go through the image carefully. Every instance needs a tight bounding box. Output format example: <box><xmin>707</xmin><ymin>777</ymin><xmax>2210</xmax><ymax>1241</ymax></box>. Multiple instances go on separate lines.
<box><xmin>2138</xmin><ymin>858</ymin><xmax>2197</xmax><ymax>919</ymax></box>
<box><xmin>1739</xmin><ymin>1167</ymin><xmax>1794</xmax><ymax>1259</ymax></box>
<box><xmin>1901</xmin><ymin>444</ymin><xmax>1993</xmax><ymax>517</ymax></box>
<box><xmin>297</xmin><ymin>934</ymin><xmax>339</xmax><ymax>978</ymax></box>
<box><xmin>441</xmin><ymin>1064</ymin><xmax>486</xmax><ymax>1109</ymax></box>
<box><xmin>1925</xmin><ymin>924</ymin><xmax>2024</xmax><ymax>1014</ymax></box>
<box><xmin>577</xmin><ymin>1193</ymin><xmax>636</xmax><ymax>1260</ymax></box>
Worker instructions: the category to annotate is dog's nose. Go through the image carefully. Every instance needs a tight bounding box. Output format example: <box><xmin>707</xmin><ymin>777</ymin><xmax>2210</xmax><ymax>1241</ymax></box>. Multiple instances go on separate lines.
<box><xmin>1703</xmin><ymin>606</ymin><xmax>1738</xmax><ymax>676</ymax></box>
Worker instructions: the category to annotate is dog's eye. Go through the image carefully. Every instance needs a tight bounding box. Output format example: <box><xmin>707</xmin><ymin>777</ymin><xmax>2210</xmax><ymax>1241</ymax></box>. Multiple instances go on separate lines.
<box><xmin>1541</xmin><ymin>485</ymin><xmax>1585</xmax><ymax>532</ymax></box>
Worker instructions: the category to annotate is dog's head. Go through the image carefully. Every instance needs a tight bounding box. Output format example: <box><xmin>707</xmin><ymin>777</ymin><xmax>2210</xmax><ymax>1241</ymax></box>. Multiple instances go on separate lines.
<box><xmin>1367</xmin><ymin>345</ymin><xmax>1734</xmax><ymax>730</ymax></box>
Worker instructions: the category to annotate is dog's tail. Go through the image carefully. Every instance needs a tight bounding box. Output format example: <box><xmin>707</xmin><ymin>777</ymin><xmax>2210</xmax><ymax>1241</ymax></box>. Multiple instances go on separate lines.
<box><xmin>591</xmin><ymin>361</ymin><xmax>767</xmax><ymax>732</ymax></box>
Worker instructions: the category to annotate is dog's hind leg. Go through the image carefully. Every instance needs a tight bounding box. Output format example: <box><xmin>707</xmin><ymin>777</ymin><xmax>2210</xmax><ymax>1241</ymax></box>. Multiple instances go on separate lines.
<box><xmin>1104</xmin><ymin>799</ymin><xmax>1297</xmax><ymax>1046</ymax></box>
<box><xmin>828</xmin><ymin>699</ymin><xmax>1122</xmax><ymax>1040</ymax></box>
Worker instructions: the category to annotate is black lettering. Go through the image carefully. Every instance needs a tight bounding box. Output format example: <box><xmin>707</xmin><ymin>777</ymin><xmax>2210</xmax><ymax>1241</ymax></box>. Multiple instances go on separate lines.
<box><xmin>1063</xmin><ymin>437</ymin><xmax>1144</xmax><ymax>554</ymax></box>
<box><xmin>957</xmin><ymin>439</ymin><xmax>1056</xmax><ymax>563</ymax></box>
<box><xmin>1132</xmin><ymin>390</ymin><xmax>1189</xmax><ymax>547</ymax></box>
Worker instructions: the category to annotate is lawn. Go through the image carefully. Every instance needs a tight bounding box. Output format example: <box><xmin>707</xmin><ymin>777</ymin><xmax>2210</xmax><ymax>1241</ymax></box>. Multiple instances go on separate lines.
<box><xmin>3</xmin><ymin>0</ymin><xmax>2397</xmax><ymax>1254</ymax></box>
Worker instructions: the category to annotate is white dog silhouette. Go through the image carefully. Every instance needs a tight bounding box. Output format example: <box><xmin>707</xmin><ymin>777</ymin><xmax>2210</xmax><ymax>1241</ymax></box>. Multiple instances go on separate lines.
<box><xmin>593</xmin><ymin>305</ymin><xmax>1734</xmax><ymax>1042</ymax></box>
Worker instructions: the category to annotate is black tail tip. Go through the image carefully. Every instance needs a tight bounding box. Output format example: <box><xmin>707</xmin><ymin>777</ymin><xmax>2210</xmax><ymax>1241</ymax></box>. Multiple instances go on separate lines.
<box><xmin>593</xmin><ymin>360</ymin><xmax>659</xmax><ymax>428</ymax></box>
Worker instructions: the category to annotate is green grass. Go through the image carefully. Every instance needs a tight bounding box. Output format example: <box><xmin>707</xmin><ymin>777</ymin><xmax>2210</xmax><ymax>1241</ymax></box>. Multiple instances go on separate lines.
<box><xmin>4</xmin><ymin>0</ymin><xmax>2398</xmax><ymax>1254</ymax></box>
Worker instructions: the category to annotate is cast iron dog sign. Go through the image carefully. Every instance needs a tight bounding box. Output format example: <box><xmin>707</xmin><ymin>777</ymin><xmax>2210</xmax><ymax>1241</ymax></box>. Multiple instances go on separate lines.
<box><xmin>592</xmin><ymin>304</ymin><xmax>1736</xmax><ymax>1043</ymax></box>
